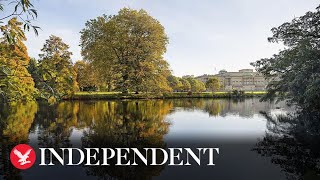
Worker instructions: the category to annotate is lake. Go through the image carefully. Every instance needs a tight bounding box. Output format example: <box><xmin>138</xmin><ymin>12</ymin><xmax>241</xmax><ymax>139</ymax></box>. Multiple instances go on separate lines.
<box><xmin>1</xmin><ymin>98</ymin><xmax>316</xmax><ymax>180</ymax></box>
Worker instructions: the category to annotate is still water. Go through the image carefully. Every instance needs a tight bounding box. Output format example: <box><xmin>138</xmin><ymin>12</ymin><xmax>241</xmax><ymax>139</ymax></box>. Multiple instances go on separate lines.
<box><xmin>0</xmin><ymin>98</ymin><xmax>317</xmax><ymax>180</ymax></box>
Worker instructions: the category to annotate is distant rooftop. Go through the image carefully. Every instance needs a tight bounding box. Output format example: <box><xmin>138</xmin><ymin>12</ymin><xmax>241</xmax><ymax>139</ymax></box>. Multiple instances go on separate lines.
<box><xmin>219</xmin><ymin>69</ymin><xmax>254</xmax><ymax>74</ymax></box>
<box><xmin>194</xmin><ymin>69</ymin><xmax>258</xmax><ymax>79</ymax></box>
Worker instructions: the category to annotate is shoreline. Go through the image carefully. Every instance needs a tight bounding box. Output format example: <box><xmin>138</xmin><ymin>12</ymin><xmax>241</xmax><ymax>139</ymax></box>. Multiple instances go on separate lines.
<box><xmin>68</xmin><ymin>91</ymin><xmax>267</xmax><ymax>100</ymax></box>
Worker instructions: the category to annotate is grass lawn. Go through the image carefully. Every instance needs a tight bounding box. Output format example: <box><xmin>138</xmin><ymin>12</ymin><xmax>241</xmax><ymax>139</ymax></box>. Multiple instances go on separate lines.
<box><xmin>244</xmin><ymin>91</ymin><xmax>267</xmax><ymax>94</ymax></box>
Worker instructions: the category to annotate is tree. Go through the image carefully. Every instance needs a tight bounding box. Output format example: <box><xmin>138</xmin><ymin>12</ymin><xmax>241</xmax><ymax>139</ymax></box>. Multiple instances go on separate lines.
<box><xmin>0</xmin><ymin>0</ymin><xmax>39</xmax><ymax>102</ymax></box>
<box><xmin>206</xmin><ymin>77</ymin><xmax>220</xmax><ymax>93</ymax></box>
<box><xmin>27</xmin><ymin>58</ymin><xmax>41</xmax><ymax>87</ymax></box>
<box><xmin>80</xmin><ymin>8</ymin><xmax>170</xmax><ymax>94</ymax></box>
<box><xmin>198</xmin><ymin>80</ymin><xmax>206</xmax><ymax>92</ymax></box>
<box><xmin>0</xmin><ymin>18</ymin><xmax>37</xmax><ymax>102</ymax></box>
<box><xmin>79</xmin><ymin>15</ymin><xmax>119</xmax><ymax>92</ymax></box>
<box><xmin>179</xmin><ymin>78</ymin><xmax>191</xmax><ymax>92</ymax></box>
<box><xmin>251</xmin><ymin>5</ymin><xmax>320</xmax><ymax>111</ymax></box>
<box><xmin>38</xmin><ymin>35</ymin><xmax>79</xmax><ymax>102</ymax></box>
<box><xmin>74</xmin><ymin>60</ymin><xmax>100</xmax><ymax>91</ymax></box>
<box><xmin>186</xmin><ymin>78</ymin><xmax>206</xmax><ymax>92</ymax></box>
<box><xmin>167</xmin><ymin>75</ymin><xmax>182</xmax><ymax>92</ymax></box>
<box><xmin>0</xmin><ymin>0</ymin><xmax>39</xmax><ymax>44</ymax></box>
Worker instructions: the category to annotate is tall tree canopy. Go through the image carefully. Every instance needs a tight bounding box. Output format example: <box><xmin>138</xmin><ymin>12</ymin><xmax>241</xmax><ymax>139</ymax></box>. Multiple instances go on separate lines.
<box><xmin>80</xmin><ymin>8</ymin><xmax>171</xmax><ymax>93</ymax></box>
<box><xmin>0</xmin><ymin>18</ymin><xmax>37</xmax><ymax>102</ymax></box>
<box><xmin>37</xmin><ymin>35</ymin><xmax>79</xmax><ymax>102</ymax></box>
<box><xmin>251</xmin><ymin>5</ymin><xmax>320</xmax><ymax>111</ymax></box>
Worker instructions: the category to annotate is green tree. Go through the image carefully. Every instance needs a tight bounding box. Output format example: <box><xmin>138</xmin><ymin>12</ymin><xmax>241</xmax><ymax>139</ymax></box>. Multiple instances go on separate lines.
<box><xmin>251</xmin><ymin>5</ymin><xmax>320</xmax><ymax>111</ymax></box>
<box><xmin>198</xmin><ymin>80</ymin><xmax>206</xmax><ymax>92</ymax></box>
<box><xmin>74</xmin><ymin>60</ymin><xmax>100</xmax><ymax>91</ymax></box>
<box><xmin>79</xmin><ymin>15</ymin><xmax>119</xmax><ymax>92</ymax></box>
<box><xmin>38</xmin><ymin>35</ymin><xmax>79</xmax><ymax>102</ymax></box>
<box><xmin>0</xmin><ymin>18</ymin><xmax>37</xmax><ymax>102</ymax></box>
<box><xmin>179</xmin><ymin>78</ymin><xmax>191</xmax><ymax>92</ymax></box>
<box><xmin>206</xmin><ymin>77</ymin><xmax>220</xmax><ymax>93</ymax></box>
<box><xmin>80</xmin><ymin>8</ymin><xmax>171</xmax><ymax>94</ymax></box>
<box><xmin>186</xmin><ymin>78</ymin><xmax>206</xmax><ymax>92</ymax></box>
<box><xmin>167</xmin><ymin>75</ymin><xmax>182</xmax><ymax>92</ymax></box>
<box><xmin>27</xmin><ymin>58</ymin><xmax>41</xmax><ymax>86</ymax></box>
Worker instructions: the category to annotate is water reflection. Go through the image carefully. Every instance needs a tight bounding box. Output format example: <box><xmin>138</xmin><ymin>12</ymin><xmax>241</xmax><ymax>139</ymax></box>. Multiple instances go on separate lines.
<box><xmin>80</xmin><ymin>101</ymin><xmax>172</xmax><ymax>180</ymax></box>
<box><xmin>172</xmin><ymin>98</ymin><xmax>286</xmax><ymax>117</ymax></box>
<box><xmin>0</xmin><ymin>98</ymin><xmax>302</xmax><ymax>180</ymax></box>
<box><xmin>253</xmin><ymin>110</ymin><xmax>320</xmax><ymax>180</ymax></box>
<box><xmin>0</xmin><ymin>102</ymin><xmax>38</xmax><ymax>179</ymax></box>
<box><xmin>33</xmin><ymin>101</ymin><xmax>79</xmax><ymax>161</ymax></box>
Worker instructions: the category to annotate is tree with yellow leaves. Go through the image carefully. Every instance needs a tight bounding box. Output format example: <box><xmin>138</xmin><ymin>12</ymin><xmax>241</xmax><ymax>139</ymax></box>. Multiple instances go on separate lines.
<box><xmin>81</xmin><ymin>8</ymin><xmax>171</xmax><ymax>94</ymax></box>
<box><xmin>0</xmin><ymin>18</ymin><xmax>37</xmax><ymax>102</ymax></box>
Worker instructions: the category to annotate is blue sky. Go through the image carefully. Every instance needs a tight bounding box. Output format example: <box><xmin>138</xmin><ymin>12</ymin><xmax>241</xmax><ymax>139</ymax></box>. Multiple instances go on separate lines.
<box><xmin>23</xmin><ymin>0</ymin><xmax>319</xmax><ymax>76</ymax></box>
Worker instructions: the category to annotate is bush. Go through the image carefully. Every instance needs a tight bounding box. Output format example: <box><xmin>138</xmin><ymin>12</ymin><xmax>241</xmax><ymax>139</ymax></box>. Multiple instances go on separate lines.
<box><xmin>232</xmin><ymin>90</ymin><xmax>245</xmax><ymax>96</ymax></box>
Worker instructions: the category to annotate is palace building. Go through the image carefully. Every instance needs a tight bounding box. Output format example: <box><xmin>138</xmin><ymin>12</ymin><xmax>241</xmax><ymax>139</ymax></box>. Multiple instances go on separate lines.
<box><xmin>195</xmin><ymin>69</ymin><xmax>267</xmax><ymax>91</ymax></box>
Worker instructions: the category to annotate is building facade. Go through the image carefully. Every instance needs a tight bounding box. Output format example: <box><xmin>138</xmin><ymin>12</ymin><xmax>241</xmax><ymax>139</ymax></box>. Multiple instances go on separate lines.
<box><xmin>196</xmin><ymin>69</ymin><xmax>267</xmax><ymax>91</ymax></box>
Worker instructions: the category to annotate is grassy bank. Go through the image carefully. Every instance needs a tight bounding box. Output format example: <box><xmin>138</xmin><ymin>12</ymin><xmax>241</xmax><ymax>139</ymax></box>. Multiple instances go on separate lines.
<box><xmin>70</xmin><ymin>91</ymin><xmax>267</xmax><ymax>100</ymax></box>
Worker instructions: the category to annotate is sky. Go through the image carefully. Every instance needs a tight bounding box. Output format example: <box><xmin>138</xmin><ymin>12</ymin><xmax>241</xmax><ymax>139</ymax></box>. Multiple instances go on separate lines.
<box><xmin>20</xmin><ymin>0</ymin><xmax>320</xmax><ymax>77</ymax></box>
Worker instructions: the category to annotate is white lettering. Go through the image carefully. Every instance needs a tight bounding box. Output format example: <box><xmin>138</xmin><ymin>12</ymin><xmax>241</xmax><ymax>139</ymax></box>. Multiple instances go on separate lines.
<box><xmin>168</xmin><ymin>148</ymin><xmax>184</xmax><ymax>166</ymax></box>
<box><xmin>115</xmin><ymin>148</ymin><xmax>131</xmax><ymax>165</ymax></box>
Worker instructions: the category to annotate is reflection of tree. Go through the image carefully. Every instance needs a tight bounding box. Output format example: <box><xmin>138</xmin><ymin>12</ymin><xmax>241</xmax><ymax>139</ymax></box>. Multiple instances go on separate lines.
<box><xmin>81</xmin><ymin>100</ymin><xmax>172</xmax><ymax>180</ymax></box>
<box><xmin>204</xmin><ymin>100</ymin><xmax>224</xmax><ymax>117</ymax></box>
<box><xmin>1</xmin><ymin>102</ymin><xmax>38</xmax><ymax>143</ymax></box>
<box><xmin>219</xmin><ymin>98</ymin><xmax>282</xmax><ymax>118</ymax></box>
<box><xmin>170</xmin><ymin>98</ymin><xmax>280</xmax><ymax>118</ymax></box>
<box><xmin>171</xmin><ymin>99</ymin><xmax>205</xmax><ymax>111</ymax></box>
<box><xmin>253</xmin><ymin>110</ymin><xmax>320</xmax><ymax>180</ymax></box>
<box><xmin>0</xmin><ymin>102</ymin><xmax>38</xmax><ymax>179</ymax></box>
<box><xmin>34</xmin><ymin>102</ymin><xmax>79</xmax><ymax>157</ymax></box>
<box><xmin>170</xmin><ymin>99</ymin><xmax>226</xmax><ymax>117</ymax></box>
